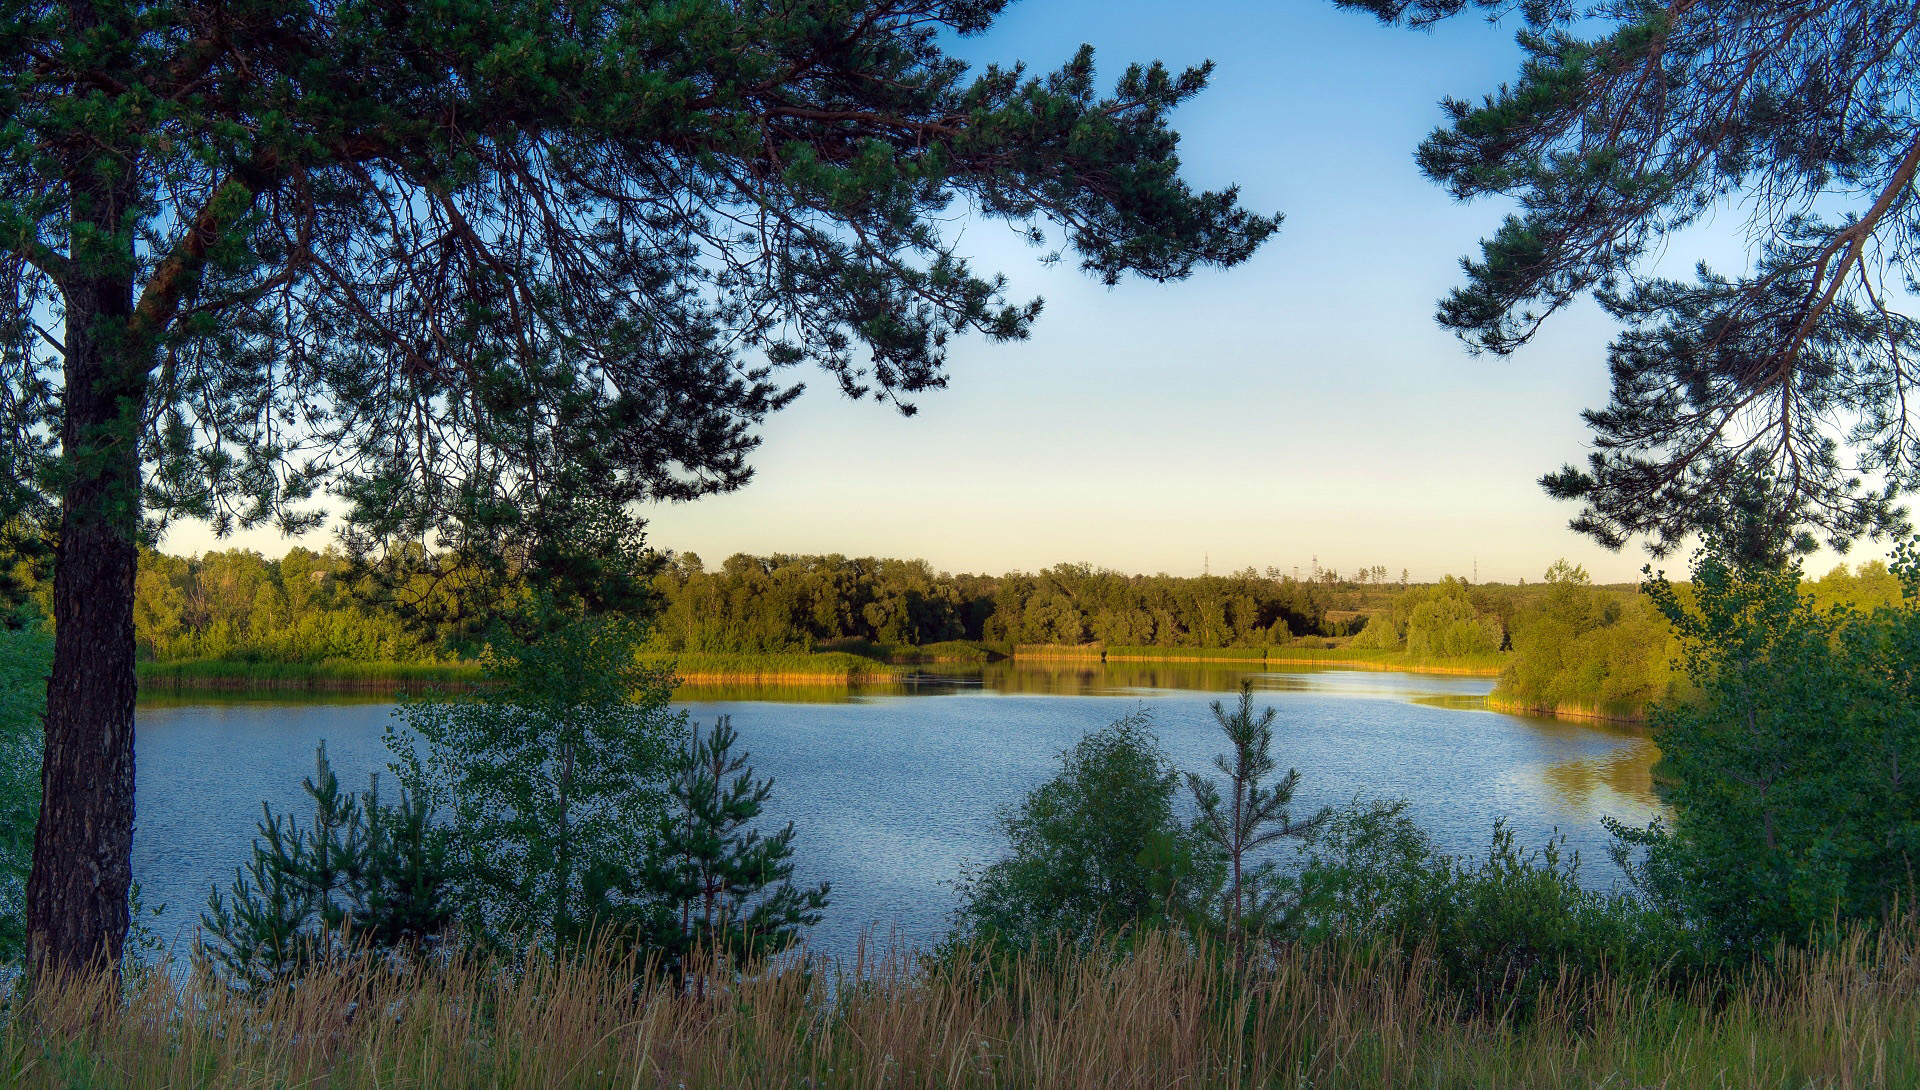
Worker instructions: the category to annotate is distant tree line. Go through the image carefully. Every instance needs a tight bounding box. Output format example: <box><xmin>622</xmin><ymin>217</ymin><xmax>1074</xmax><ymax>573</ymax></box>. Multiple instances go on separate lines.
<box><xmin>9</xmin><ymin>548</ymin><xmax>1373</xmax><ymax>663</ymax></box>
<box><xmin>647</xmin><ymin>554</ymin><xmax>1328</xmax><ymax>652</ymax></box>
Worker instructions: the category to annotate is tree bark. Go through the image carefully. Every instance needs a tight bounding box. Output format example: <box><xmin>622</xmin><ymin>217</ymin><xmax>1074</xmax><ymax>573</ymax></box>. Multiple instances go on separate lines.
<box><xmin>26</xmin><ymin>250</ymin><xmax>145</xmax><ymax>980</ymax></box>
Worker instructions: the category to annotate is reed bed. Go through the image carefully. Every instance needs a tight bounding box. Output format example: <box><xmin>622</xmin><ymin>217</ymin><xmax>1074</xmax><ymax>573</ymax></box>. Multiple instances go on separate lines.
<box><xmin>1104</xmin><ymin>645</ymin><xmax>1269</xmax><ymax>663</ymax></box>
<box><xmin>1259</xmin><ymin>647</ymin><xmax>1509</xmax><ymax>677</ymax></box>
<box><xmin>638</xmin><ymin>651</ymin><xmax>906</xmax><ymax>683</ymax></box>
<box><xmin>1011</xmin><ymin>643</ymin><xmax>1107</xmax><ymax>661</ymax></box>
<box><xmin>9</xmin><ymin>926</ymin><xmax>1920</xmax><ymax>1089</ymax></box>
<box><xmin>136</xmin><ymin>658</ymin><xmax>486</xmax><ymax>691</ymax></box>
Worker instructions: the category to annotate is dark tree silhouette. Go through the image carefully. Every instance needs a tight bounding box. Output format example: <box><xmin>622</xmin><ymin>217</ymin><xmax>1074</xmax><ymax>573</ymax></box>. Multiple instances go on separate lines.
<box><xmin>1341</xmin><ymin>0</ymin><xmax>1920</xmax><ymax>557</ymax></box>
<box><xmin>0</xmin><ymin>0</ymin><xmax>1276</xmax><ymax>974</ymax></box>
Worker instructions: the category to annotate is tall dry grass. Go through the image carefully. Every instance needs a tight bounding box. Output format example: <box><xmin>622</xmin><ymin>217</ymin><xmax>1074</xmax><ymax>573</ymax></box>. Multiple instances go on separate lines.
<box><xmin>6</xmin><ymin>926</ymin><xmax>1919</xmax><ymax>1089</ymax></box>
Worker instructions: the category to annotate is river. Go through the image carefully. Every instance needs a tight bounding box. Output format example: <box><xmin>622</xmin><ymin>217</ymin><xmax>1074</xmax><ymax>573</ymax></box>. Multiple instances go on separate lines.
<box><xmin>132</xmin><ymin>662</ymin><xmax>1661</xmax><ymax>957</ymax></box>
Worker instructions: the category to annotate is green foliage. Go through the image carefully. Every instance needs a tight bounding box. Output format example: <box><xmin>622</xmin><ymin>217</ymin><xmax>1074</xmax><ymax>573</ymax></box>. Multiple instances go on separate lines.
<box><xmin>126</xmin><ymin>544</ymin><xmax>1591</xmax><ymax>676</ymax></box>
<box><xmin>648</xmin><ymin>555</ymin><xmax>1328</xmax><ymax>655</ymax></box>
<box><xmin>132</xmin><ymin>548</ymin><xmax>452</xmax><ymax>665</ymax></box>
<box><xmin>1185</xmin><ymin>683</ymin><xmax>1325</xmax><ymax>962</ymax></box>
<box><xmin>1495</xmin><ymin>561</ymin><xmax>1678</xmax><ymax>717</ymax></box>
<box><xmin>0</xmin><ymin>626</ymin><xmax>48</xmax><ymax>963</ymax></box>
<box><xmin>389</xmin><ymin>608</ymin><xmax>684</xmax><ymax>950</ymax></box>
<box><xmin>0</xmin><ymin>519</ymin><xmax>50</xmax><ymax>629</ymax></box>
<box><xmin>201</xmin><ymin>745</ymin><xmax>454</xmax><ymax>990</ymax></box>
<box><xmin>1802</xmin><ymin>560</ymin><xmax>1905</xmax><ymax>613</ymax></box>
<box><xmin>1342</xmin><ymin>0</ymin><xmax>1920</xmax><ymax>551</ymax></box>
<box><xmin>3</xmin><ymin>0</ymin><xmax>1276</xmax><ymax>562</ymax></box>
<box><xmin>626</xmin><ymin>717</ymin><xmax>829</xmax><ymax>979</ymax></box>
<box><xmin>1610</xmin><ymin>545</ymin><xmax>1920</xmax><ymax>956</ymax></box>
<box><xmin>1299</xmin><ymin>802</ymin><xmax>1688</xmax><ymax>1016</ymax></box>
<box><xmin>951</xmin><ymin>711</ymin><xmax>1217</xmax><ymax>950</ymax></box>
<box><xmin>1349</xmin><ymin>613</ymin><xmax>1404</xmax><ymax>650</ymax></box>
<box><xmin>913</xmin><ymin>640</ymin><xmax>993</xmax><ymax>663</ymax></box>
<box><xmin>1404</xmin><ymin>577</ymin><xmax>1503</xmax><ymax>658</ymax></box>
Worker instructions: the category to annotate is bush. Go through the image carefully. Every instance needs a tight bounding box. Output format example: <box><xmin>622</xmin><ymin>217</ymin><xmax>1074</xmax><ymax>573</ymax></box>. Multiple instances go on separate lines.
<box><xmin>1609</xmin><ymin>544</ymin><xmax>1920</xmax><ymax>956</ymax></box>
<box><xmin>391</xmin><ymin>607</ymin><xmax>685</xmax><ymax>950</ymax></box>
<box><xmin>1496</xmin><ymin>561</ymin><xmax>1678</xmax><ymax>716</ymax></box>
<box><xmin>951</xmin><ymin>710</ymin><xmax>1217</xmax><ymax>951</ymax></box>
<box><xmin>1299</xmin><ymin>801</ymin><xmax>1690</xmax><ymax>1016</ymax></box>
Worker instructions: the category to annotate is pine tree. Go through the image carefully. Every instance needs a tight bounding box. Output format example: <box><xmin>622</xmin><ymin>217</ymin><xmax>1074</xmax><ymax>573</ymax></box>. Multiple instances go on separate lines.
<box><xmin>634</xmin><ymin>716</ymin><xmax>829</xmax><ymax>981</ymax></box>
<box><xmin>1340</xmin><ymin>0</ymin><xmax>1920</xmax><ymax>555</ymax></box>
<box><xmin>3</xmin><ymin>0</ymin><xmax>1276</xmax><ymax>974</ymax></box>
<box><xmin>201</xmin><ymin>744</ymin><xmax>453</xmax><ymax>991</ymax></box>
<box><xmin>1187</xmin><ymin>682</ymin><xmax>1326</xmax><ymax>972</ymax></box>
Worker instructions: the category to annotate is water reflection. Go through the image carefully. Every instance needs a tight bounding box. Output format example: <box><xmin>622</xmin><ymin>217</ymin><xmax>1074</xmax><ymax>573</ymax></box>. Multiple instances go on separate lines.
<box><xmin>676</xmin><ymin>659</ymin><xmax>1507</xmax><ymax>703</ymax></box>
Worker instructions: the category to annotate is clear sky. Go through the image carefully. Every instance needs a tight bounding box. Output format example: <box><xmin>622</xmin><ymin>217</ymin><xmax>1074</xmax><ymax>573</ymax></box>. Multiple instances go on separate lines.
<box><xmin>164</xmin><ymin>1</ymin><xmax>1882</xmax><ymax>584</ymax></box>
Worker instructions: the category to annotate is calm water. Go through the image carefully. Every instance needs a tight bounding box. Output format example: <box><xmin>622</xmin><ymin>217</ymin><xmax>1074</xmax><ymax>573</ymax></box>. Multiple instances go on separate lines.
<box><xmin>133</xmin><ymin>663</ymin><xmax>1661</xmax><ymax>957</ymax></box>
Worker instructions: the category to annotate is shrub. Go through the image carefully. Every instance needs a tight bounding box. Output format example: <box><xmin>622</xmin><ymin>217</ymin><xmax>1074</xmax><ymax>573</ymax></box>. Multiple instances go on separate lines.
<box><xmin>1609</xmin><ymin>544</ymin><xmax>1920</xmax><ymax>955</ymax></box>
<box><xmin>1349</xmin><ymin>614</ymin><xmax>1403</xmax><ymax>650</ymax></box>
<box><xmin>951</xmin><ymin>710</ymin><xmax>1217</xmax><ymax>950</ymax></box>
<box><xmin>1405</xmin><ymin>578</ymin><xmax>1502</xmax><ymax>658</ymax></box>
<box><xmin>1299</xmin><ymin>802</ymin><xmax>1689</xmax><ymax>1016</ymax></box>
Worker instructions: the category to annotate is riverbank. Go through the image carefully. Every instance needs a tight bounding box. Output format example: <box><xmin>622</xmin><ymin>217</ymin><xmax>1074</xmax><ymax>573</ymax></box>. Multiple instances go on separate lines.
<box><xmin>635</xmin><ymin>651</ymin><xmax>906</xmax><ymax>684</ymax></box>
<box><xmin>137</xmin><ymin>659</ymin><xmax>486</xmax><ymax>691</ymax></box>
<box><xmin>135</xmin><ymin>644</ymin><xmax>1508</xmax><ymax>694</ymax></box>
<box><xmin>1014</xmin><ymin>643</ymin><xmax>1507</xmax><ymax>677</ymax></box>
<box><xmin>135</xmin><ymin>651</ymin><xmax>909</xmax><ymax>694</ymax></box>
<box><xmin>1484</xmin><ymin>695</ymin><xmax>1649</xmax><ymax>725</ymax></box>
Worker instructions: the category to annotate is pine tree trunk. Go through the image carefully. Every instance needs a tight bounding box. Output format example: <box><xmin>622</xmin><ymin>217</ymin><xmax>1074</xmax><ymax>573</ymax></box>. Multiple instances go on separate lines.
<box><xmin>26</xmin><ymin>262</ymin><xmax>144</xmax><ymax>979</ymax></box>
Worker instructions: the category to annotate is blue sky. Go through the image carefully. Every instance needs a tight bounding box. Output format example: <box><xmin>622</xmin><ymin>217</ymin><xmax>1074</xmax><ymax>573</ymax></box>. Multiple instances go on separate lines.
<box><xmin>172</xmin><ymin>1</ymin><xmax>1860</xmax><ymax>584</ymax></box>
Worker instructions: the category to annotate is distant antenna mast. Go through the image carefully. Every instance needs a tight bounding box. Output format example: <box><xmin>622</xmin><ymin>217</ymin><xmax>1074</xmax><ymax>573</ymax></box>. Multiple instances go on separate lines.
<box><xmin>1204</xmin><ymin>552</ymin><xmax>1210</xmax><ymax>576</ymax></box>
<box><xmin>1473</xmin><ymin>557</ymin><xmax>1478</xmax><ymax>583</ymax></box>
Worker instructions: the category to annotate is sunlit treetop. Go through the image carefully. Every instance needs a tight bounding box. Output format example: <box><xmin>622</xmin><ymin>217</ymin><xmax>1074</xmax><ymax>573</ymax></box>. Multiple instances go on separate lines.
<box><xmin>1342</xmin><ymin>0</ymin><xmax>1920</xmax><ymax>559</ymax></box>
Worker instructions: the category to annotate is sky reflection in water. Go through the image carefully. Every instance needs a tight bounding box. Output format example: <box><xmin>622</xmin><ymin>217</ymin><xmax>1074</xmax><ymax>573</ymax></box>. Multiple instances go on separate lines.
<box><xmin>134</xmin><ymin>664</ymin><xmax>1661</xmax><ymax>958</ymax></box>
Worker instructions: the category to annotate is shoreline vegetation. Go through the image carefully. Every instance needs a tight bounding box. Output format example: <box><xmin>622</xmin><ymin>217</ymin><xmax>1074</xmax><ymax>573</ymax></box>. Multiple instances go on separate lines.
<box><xmin>137</xmin><ymin>643</ymin><xmax>1511</xmax><ymax>688</ymax></box>
<box><xmin>99</xmin><ymin>546</ymin><xmax>1914</xmax><ymax>724</ymax></box>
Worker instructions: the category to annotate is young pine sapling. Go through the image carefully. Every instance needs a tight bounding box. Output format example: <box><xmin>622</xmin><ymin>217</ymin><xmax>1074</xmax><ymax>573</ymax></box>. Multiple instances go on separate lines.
<box><xmin>1187</xmin><ymin>682</ymin><xmax>1326</xmax><ymax>970</ymax></box>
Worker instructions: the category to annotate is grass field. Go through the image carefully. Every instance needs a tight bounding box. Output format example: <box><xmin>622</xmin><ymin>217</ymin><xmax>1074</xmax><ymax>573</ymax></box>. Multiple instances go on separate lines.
<box><xmin>10</xmin><ymin>925</ymin><xmax>1919</xmax><ymax>1089</ymax></box>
